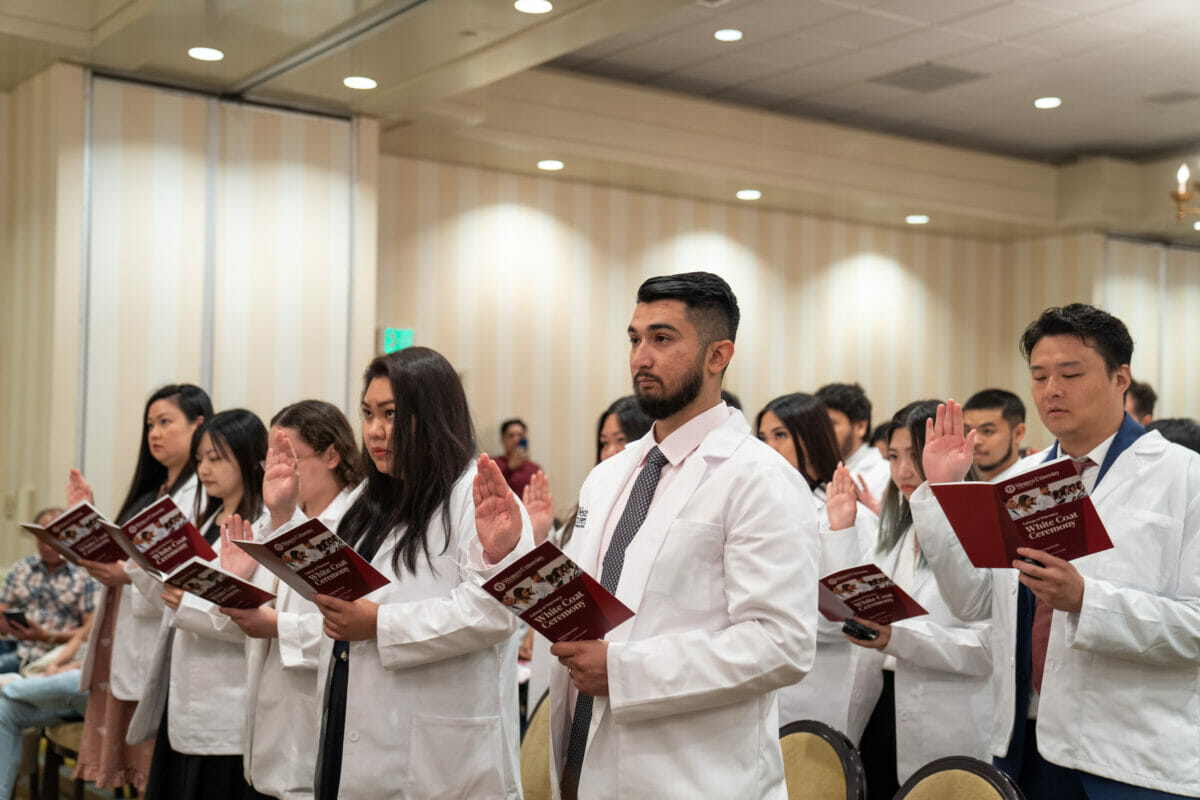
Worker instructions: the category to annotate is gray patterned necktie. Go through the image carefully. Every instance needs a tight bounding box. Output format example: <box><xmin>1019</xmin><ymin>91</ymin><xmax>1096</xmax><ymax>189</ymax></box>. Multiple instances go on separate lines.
<box><xmin>560</xmin><ymin>446</ymin><xmax>668</xmax><ymax>798</ymax></box>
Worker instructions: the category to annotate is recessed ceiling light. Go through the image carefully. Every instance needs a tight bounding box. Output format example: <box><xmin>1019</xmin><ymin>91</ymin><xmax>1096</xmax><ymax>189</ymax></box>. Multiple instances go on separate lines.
<box><xmin>537</xmin><ymin>160</ymin><xmax>564</xmax><ymax>171</ymax></box>
<box><xmin>714</xmin><ymin>29</ymin><xmax>743</xmax><ymax>42</ymax></box>
<box><xmin>187</xmin><ymin>47</ymin><xmax>224</xmax><ymax>62</ymax></box>
<box><xmin>514</xmin><ymin>0</ymin><xmax>553</xmax><ymax>13</ymax></box>
<box><xmin>343</xmin><ymin>76</ymin><xmax>377</xmax><ymax>90</ymax></box>
<box><xmin>736</xmin><ymin>189</ymin><xmax>761</xmax><ymax>201</ymax></box>
<box><xmin>1034</xmin><ymin>96</ymin><xmax>1062</xmax><ymax>110</ymax></box>
<box><xmin>906</xmin><ymin>214</ymin><xmax>930</xmax><ymax>225</ymax></box>
<box><xmin>1194</xmin><ymin>221</ymin><xmax>1200</xmax><ymax>231</ymax></box>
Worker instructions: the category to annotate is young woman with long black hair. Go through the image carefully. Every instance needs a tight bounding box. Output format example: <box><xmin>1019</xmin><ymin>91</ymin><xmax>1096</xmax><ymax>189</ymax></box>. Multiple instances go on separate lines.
<box><xmin>220</xmin><ymin>400</ymin><xmax>365</xmax><ymax>800</ymax></box>
<box><xmin>134</xmin><ymin>408</ymin><xmax>269</xmax><ymax>799</ymax></box>
<box><xmin>308</xmin><ymin>347</ymin><xmax>532</xmax><ymax>800</ymax></box>
<box><xmin>69</xmin><ymin>383</ymin><xmax>212</xmax><ymax>792</ymax></box>
<box><xmin>847</xmin><ymin>401</ymin><xmax>994</xmax><ymax>796</ymax></box>
<box><xmin>755</xmin><ymin>392</ymin><xmax>880</xmax><ymax>741</ymax></box>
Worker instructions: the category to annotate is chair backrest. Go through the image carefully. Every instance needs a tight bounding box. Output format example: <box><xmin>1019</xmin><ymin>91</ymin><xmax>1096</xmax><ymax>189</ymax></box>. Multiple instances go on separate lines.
<box><xmin>779</xmin><ymin>719</ymin><xmax>867</xmax><ymax>800</ymax></box>
<box><xmin>895</xmin><ymin>756</ymin><xmax>1025</xmax><ymax>800</ymax></box>
<box><xmin>520</xmin><ymin>691</ymin><xmax>553</xmax><ymax>800</ymax></box>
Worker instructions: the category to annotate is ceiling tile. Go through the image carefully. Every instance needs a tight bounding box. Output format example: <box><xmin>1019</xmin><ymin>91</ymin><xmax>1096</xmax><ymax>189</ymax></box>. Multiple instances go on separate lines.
<box><xmin>945</xmin><ymin>2</ymin><xmax>1076</xmax><ymax>40</ymax></box>
<box><xmin>744</xmin><ymin>32</ymin><xmax>855</xmax><ymax>67</ymax></box>
<box><xmin>1013</xmin><ymin>17</ymin><xmax>1128</xmax><ymax>55</ymax></box>
<box><xmin>799</xmin><ymin>9</ymin><xmax>925</xmax><ymax>47</ymax></box>
<box><xmin>667</xmin><ymin>53</ymin><xmax>791</xmax><ymax>86</ymax></box>
<box><xmin>871</xmin><ymin>0</ymin><xmax>1009</xmax><ymax>25</ymax></box>
<box><xmin>939</xmin><ymin>41</ymin><xmax>1056</xmax><ymax>73</ymax></box>
<box><xmin>872</xmin><ymin>26</ymin><xmax>993</xmax><ymax>60</ymax></box>
<box><xmin>1093</xmin><ymin>0</ymin><xmax>1198</xmax><ymax>34</ymax></box>
<box><xmin>586</xmin><ymin>37</ymin><xmax>718</xmax><ymax>80</ymax></box>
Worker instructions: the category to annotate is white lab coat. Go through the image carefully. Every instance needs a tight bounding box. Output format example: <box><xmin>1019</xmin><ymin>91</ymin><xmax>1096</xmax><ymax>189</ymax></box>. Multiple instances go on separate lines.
<box><xmin>242</xmin><ymin>484</ymin><xmax>360</xmax><ymax>800</ymax></box>
<box><xmin>79</xmin><ymin>475</ymin><xmax>201</xmax><ymax>701</ymax></box>
<box><xmin>777</xmin><ymin>489</ymin><xmax>879</xmax><ymax>744</ymax></box>
<box><xmin>314</xmin><ymin>464</ymin><xmax>533</xmax><ymax>800</ymax></box>
<box><xmin>910</xmin><ymin>431</ymin><xmax>1200</xmax><ymax>796</ymax></box>
<box><xmin>876</xmin><ymin>528</ymin><xmax>993</xmax><ymax>783</ymax></box>
<box><xmin>548</xmin><ymin>410</ymin><xmax>819</xmax><ymax>800</ymax></box>
<box><xmin>129</xmin><ymin>511</ymin><xmax>266</xmax><ymax>753</ymax></box>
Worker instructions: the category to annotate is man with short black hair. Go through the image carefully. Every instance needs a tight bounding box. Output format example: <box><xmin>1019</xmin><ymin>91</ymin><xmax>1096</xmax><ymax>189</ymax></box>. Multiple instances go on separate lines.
<box><xmin>815</xmin><ymin>382</ymin><xmax>890</xmax><ymax>502</ymax></box>
<box><xmin>1125</xmin><ymin>379</ymin><xmax>1156</xmax><ymax>424</ymax></box>
<box><xmin>546</xmin><ymin>271</ymin><xmax>817</xmax><ymax>799</ymax></box>
<box><xmin>914</xmin><ymin>303</ymin><xmax>1200</xmax><ymax>799</ymax></box>
<box><xmin>963</xmin><ymin>389</ymin><xmax>1027</xmax><ymax>481</ymax></box>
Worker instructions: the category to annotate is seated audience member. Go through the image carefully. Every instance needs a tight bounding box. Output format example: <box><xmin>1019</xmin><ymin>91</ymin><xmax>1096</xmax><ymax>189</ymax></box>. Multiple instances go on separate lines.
<box><xmin>914</xmin><ymin>304</ymin><xmax>1200</xmax><ymax>799</ymax></box>
<box><xmin>1146</xmin><ymin>417</ymin><xmax>1200</xmax><ymax>454</ymax></box>
<box><xmin>963</xmin><ymin>389</ymin><xmax>1028</xmax><ymax>481</ymax></box>
<box><xmin>816</xmin><ymin>382</ymin><xmax>891</xmax><ymax>507</ymax></box>
<box><xmin>847</xmin><ymin>402</ymin><xmax>993</xmax><ymax>797</ymax></box>
<box><xmin>495</xmin><ymin>418</ymin><xmax>543</xmax><ymax>498</ymax></box>
<box><xmin>0</xmin><ymin>508</ymin><xmax>98</xmax><ymax>674</ymax></box>
<box><xmin>0</xmin><ymin>615</ymin><xmax>93</xmax><ymax>800</ymax></box>
<box><xmin>756</xmin><ymin>393</ymin><xmax>878</xmax><ymax>742</ymax></box>
<box><xmin>1124</xmin><ymin>378</ymin><xmax>1156</xmax><ymax>424</ymax></box>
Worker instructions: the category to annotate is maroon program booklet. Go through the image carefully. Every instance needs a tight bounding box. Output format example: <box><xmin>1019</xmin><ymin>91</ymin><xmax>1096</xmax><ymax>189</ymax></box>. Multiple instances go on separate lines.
<box><xmin>235</xmin><ymin>518</ymin><xmax>389</xmax><ymax>602</ymax></box>
<box><xmin>163</xmin><ymin>557</ymin><xmax>275</xmax><ymax>609</ymax></box>
<box><xmin>482</xmin><ymin>542</ymin><xmax>634</xmax><ymax>642</ymax></box>
<box><xmin>103</xmin><ymin>495</ymin><xmax>217</xmax><ymax>576</ymax></box>
<box><xmin>818</xmin><ymin>564</ymin><xmax>928</xmax><ymax>625</ymax></box>
<box><xmin>20</xmin><ymin>502</ymin><xmax>127</xmax><ymax>564</ymax></box>
<box><xmin>930</xmin><ymin>459</ymin><xmax>1114</xmax><ymax>568</ymax></box>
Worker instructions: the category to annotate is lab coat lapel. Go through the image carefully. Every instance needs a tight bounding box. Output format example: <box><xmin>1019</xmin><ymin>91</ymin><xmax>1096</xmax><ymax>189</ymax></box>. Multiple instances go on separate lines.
<box><xmin>607</xmin><ymin>414</ymin><xmax>747</xmax><ymax>644</ymax></box>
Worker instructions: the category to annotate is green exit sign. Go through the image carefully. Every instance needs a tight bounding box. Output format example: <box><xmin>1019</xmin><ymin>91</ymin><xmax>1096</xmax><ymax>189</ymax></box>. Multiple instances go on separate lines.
<box><xmin>382</xmin><ymin>328</ymin><xmax>414</xmax><ymax>353</ymax></box>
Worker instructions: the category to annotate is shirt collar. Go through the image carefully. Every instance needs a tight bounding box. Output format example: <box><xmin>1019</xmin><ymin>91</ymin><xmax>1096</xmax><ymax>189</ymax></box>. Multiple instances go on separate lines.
<box><xmin>1083</xmin><ymin>430</ymin><xmax>1117</xmax><ymax>469</ymax></box>
<box><xmin>649</xmin><ymin>402</ymin><xmax>733</xmax><ymax>468</ymax></box>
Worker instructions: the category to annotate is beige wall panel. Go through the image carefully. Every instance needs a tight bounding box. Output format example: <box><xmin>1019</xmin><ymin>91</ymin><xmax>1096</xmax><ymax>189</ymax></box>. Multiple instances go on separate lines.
<box><xmin>1161</xmin><ymin>249</ymin><xmax>1200</xmax><ymax>419</ymax></box>
<box><xmin>84</xmin><ymin>78</ymin><xmax>208</xmax><ymax>515</ymax></box>
<box><xmin>213</xmin><ymin>104</ymin><xmax>352</xmax><ymax>426</ymax></box>
<box><xmin>0</xmin><ymin>65</ymin><xmax>84</xmax><ymax>564</ymax></box>
<box><xmin>1099</xmin><ymin>238</ymin><xmax>1164</xmax><ymax>390</ymax></box>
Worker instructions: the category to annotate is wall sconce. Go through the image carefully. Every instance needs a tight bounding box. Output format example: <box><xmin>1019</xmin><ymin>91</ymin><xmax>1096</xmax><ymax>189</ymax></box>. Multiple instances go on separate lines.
<box><xmin>1170</xmin><ymin>163</ymin><xmax>1200</xmax><ymax>221</ymax></box>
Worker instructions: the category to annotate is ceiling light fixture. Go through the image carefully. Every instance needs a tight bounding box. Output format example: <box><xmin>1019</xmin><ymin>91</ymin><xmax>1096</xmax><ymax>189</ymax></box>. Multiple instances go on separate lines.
<box><xmin>1194</xmin><ymin>221</ymin><xmax>1200</xmax><ymax>231</ymax></box>
<box><xmin>905</xmin><ymin>214</ymin><xmax>930</xmax><ymax>225</ymax></box>
<box><xmin>537</xmin><ymin>160</ymin><xmax>564</xmax><ymax>171</ymax></box>
<box><xmin>514</xmin><ymin>0</ymin><xmax>553</xmax><ymax>13</ymax></box>
<box><xmin>1033</xmin><ymin>96</ymin><xmax>1062</xmax><ymax>110</ymax></box>
<box><xmin>187</xmin><ymin>47</ymin><xmax>224</xmax><ymax>62</ymax></box>
<box><xmin>736</xmin><ymin>189</ymin><xmax>761</xmax><ymax>200</ymax></box>
<box><xmin>714</xmin><ymin>29</ymin><xmax>743</xmax><ymax>42</ymax></box>
<box><xmin>343</xmin><ymin>76</ymin><xmax>377</xmax><ymax>90</ymax></box>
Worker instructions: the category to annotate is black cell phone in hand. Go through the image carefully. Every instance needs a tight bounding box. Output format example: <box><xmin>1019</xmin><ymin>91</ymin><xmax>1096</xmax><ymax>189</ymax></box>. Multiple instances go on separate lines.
<box><xmin>842</xmin><ymin>618</ymin><xmax>878</xmax><ymax>641</ymax></box>
<box><xmin>4</xmin><ymin>610</ymin><xmax>29</xmax><ymax>628</ymax></box>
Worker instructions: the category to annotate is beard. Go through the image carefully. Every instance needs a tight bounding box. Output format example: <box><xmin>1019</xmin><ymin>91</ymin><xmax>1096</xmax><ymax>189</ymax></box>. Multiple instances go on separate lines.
<box><xmin>976</xmin><ymin>440</ymin><xmax>1015</xmax><ymax>473</ymax></box>
<box><xmin>634</xmin><ymin>358</ymin><xmax>705</xmax><ymax>420</ymax></box>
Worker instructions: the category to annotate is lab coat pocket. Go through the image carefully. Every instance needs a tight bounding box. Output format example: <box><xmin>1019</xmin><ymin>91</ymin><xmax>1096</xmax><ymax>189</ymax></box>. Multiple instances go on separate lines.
<box><xmin>407</xmin><ymin>713</ymin><xmax>506</xmax><ymax>799</ymax></box>
<box><xmin>648</xmin><ymin>521</ymin><xmax>724</xmax><ymax>611</ymax></box>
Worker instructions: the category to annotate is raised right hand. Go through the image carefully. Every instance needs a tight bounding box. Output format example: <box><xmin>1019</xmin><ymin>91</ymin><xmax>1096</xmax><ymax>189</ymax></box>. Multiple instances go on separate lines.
<box><xmin>521</xmin><ymin>471</ymin><xmax>554</xmax><ymax>545</ymax></box>
<box><xmin>825</xmin><ymin>462</ymin><xmax>859</xmax><ymax>531</ymax></box>
<box><xmin>219</xmin><ymin>514</ymin><xmax>259</xmax><ymax>580</ymax></box>
<box><xmin>67</xmin><ymin>469</ymin><xmax>94</xmax><ymax>506</ymax></box>
<box><xmin>263</xmin><ymin>429</ymin><xmax>301</xmax><ymax>526</ymax></box>
<box><xmin>922</xmin><ymin>400</ymin><xmax>976</xmax><ymax>484</ymax></box>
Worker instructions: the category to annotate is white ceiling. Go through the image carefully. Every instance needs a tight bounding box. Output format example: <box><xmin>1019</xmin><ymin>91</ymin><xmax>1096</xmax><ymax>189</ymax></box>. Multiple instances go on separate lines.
<box><xmin>550</xmin><ymin>0</ymin><xmax>1200</xmax><ymax>162</ymax></box>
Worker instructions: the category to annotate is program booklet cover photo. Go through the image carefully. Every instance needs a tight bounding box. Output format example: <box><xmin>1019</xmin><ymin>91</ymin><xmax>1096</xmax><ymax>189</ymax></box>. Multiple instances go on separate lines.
<box><xmin>930</xmin><ymin>458</ymin><xmax>1113</xmax><ymax>568</ymax></box>
<box><xmin>482</xmin><ymin>542</ymin><xmax>634</xmax><ymax>643</ymax></box>
<box><xmin>818</xmin><ymin>564</ymin><xmax>928</xmax><ymax>626</ymax></box>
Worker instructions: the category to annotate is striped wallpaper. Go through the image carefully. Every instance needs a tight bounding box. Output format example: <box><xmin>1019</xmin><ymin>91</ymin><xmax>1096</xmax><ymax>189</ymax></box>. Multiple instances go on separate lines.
<box><xmin>80</xmin><ymin>77</ymin><xmax>367</xmax><ymax>519</ymax></box>
<box><xmin>0</xmin><ymin>65</ymin><xmax>85</xmax><ymax>566</ymax></box>
<box><xmin>377</xmin><ymin>156</ymin><xmax>1200</xmax><ymax>517</ymax></box>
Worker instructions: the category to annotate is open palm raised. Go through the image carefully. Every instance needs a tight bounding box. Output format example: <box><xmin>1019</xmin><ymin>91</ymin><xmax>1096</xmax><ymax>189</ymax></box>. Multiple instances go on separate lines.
<box><xmin>473</xmin><ymin>454</ymin><xmax>523</xmax><ymax>564</ymax></box>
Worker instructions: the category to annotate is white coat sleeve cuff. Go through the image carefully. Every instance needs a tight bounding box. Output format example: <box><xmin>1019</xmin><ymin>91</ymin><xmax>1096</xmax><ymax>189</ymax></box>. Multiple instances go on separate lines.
<box><xmin>276</xmin><ymin>610</ymin><xmax>325</xmax><ymax>669</ymax></box>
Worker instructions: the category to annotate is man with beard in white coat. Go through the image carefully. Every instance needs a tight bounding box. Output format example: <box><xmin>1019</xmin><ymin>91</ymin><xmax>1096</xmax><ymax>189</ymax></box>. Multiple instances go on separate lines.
<box><xmin>912</xmin><ymin>304</ymin><xmax>1200</xmax><ymax>799</ymax></box>
<box><xmin>537</xmin><ymin>272</ymin><xmax>818</xmax><ymax>800</ymax></box>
